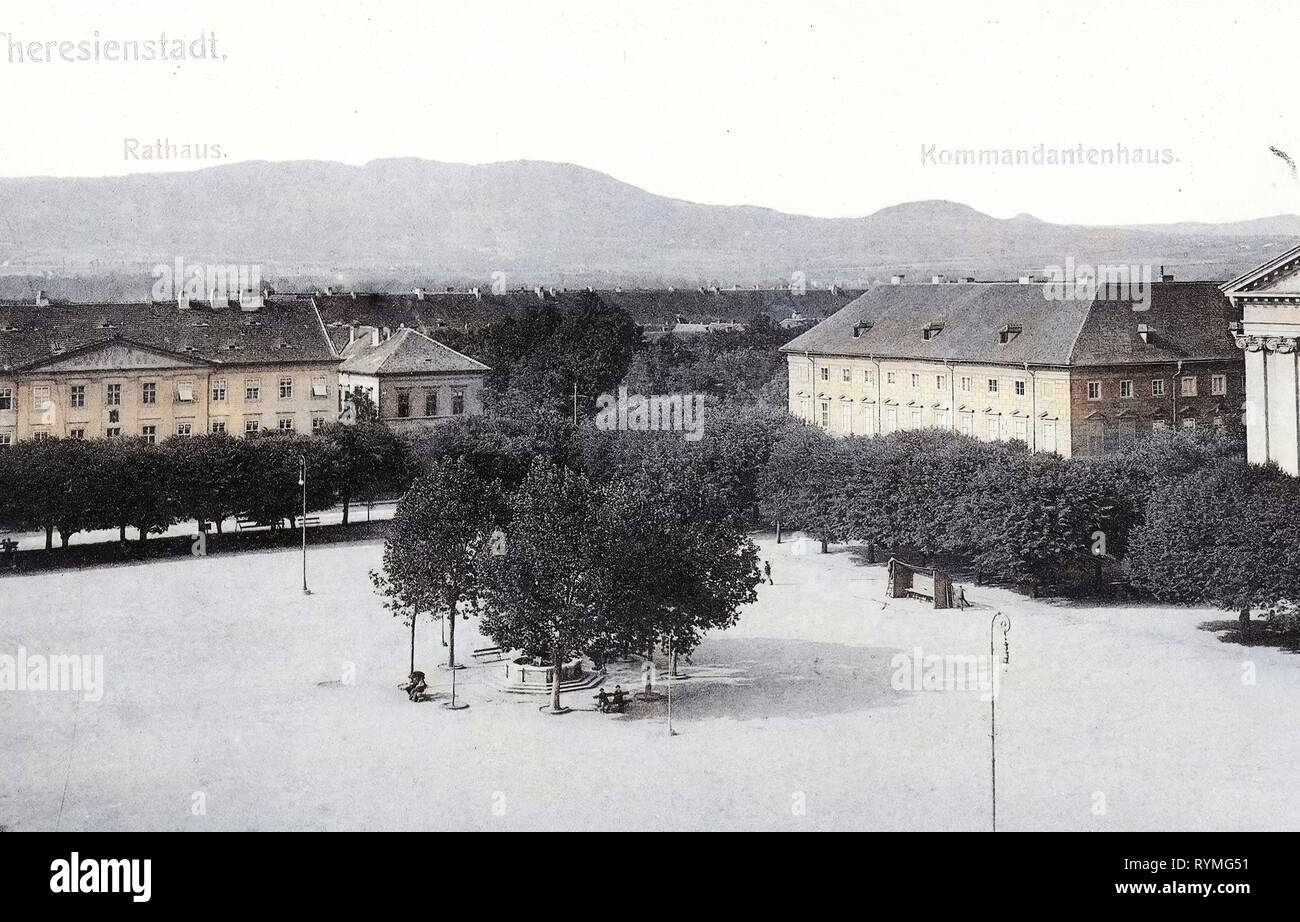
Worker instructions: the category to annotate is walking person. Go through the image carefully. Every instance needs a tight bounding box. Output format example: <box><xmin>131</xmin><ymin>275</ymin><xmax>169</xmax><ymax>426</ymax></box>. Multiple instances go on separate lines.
<box><xmin>763</xmin><ymin>559</ymin><xmax>773</xmax><ymax>585</ymax></box>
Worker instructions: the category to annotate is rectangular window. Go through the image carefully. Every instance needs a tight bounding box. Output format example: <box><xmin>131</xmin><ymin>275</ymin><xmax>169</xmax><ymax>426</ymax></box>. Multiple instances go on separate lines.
<box><xmin>885</xmin><ymin>407</ymin><xmax>898</xmax><ymax>432</ymax></box>
<box><xmin>1119</xmin><ymin>380</ymin><xmax>1134</xmax><ymax>398</ymax></box>
<box><xmin>987</xmin><ymin>378</ymin><xmax>999</xmax><ymax>394</ymax></box>
<box><xmin>910</xmin><ymin>408</ymin><xmax>922</xmax><ymax>428</ymax></box>
<box><xmin>1182</xmin><ymin>417</ymin><xmax>1197</xmax><ymax>429</ymax></box>
<box><xmin>936</xmin><ymin>375</ymin><xmax>946</xmax><ymax>391</ymax></box>
<box><xmin>886</xmin><ymin>372</ymin><xmax>896</xmax><ymax>385</ymax></box>
<box><xmin>819</xmin><ymin>367</ymin><xmax>829</xmax><ymax>381</ymax></box>
<box><xmin>424</xmin><ymin>390</ymin><xmax>438</xmax><ymax>417</ymax></box>
<box><xmin>69</xmin><ymin>385</ymin><xmax>85</xmax><ymax>409</ymax></box>
<box><xmin>960</xmin><ymin>376</ymin><xmax>972</xmax><ymax>393</ymax></box>
<box><xmin>244</xmin><ymin>419</ymin><xmax>260</xmax><ymax>435</ymax></box>
<box><xmin>910</xmin><ymin>373</ymin><xmax>920</xmax><ymax>388</ymax></box>
<box><xmin>841</xmin><ymin>368</ymin><xmax>850</xmax><ymax>383</ymax></box>
<box><xmin>0</xmin><ymin>387</ymin><xmax>11</xmax><ymax>411</ymax></box>
<box><xmin>106</xmin><ymin>427</ymin><xmax>121</xmax><ymax>438</ymax></box>
<box><xmin>279</xmin><ymin>377</ymin><xmax>294</xmax><ymax>400</ymax></box>
<box><xmin>452</xmin><ymin>390</ymin><xmax>465</xmax><ymax>415</ymax></box>
<box><xmin>141</xmin><ymin>425</ymin><xmax>156</xmax><ymax>443</ymax></box>
<box><xmin>934</xmin><ymin>408</ymin><xmax>950</xmax><ymax>428</ymax></box>
<box><xmin>1014</xmin><ymin>418</ymin><xmax>1027</xmax><ymax>441</ymax></box>
<box><xmin>177</xmin><ymin>382</ymin><xmax>195</xmax><ymax>403</ymax></box>
<box><xmin>311</xmin><ymin>416</ymin><xmax>327</xmax><ymax>433</ymax></box>
<box><xmin>68</xmin><ymin>428</ymin><xmax>85</xmax><ymax>440</ymax></box>
<box><xmin>819</xmin><ymin>401</ymin><xmax>830</xmax><ymax>427</ymax></box>
<box><xmin>1211</xmin><ymin>374</ymin><xmax>1226</xmax><ymax>396</ymax></box>
<box><xmin>986</xmin><ymin>417</ymin><xmax>1001</xmax><ymax>440</ymax></box>
<box><xmin>1014</xmin><ymin>380</ymin><xmax>1026</xmax><ymax>397</ymax></box>
<box><xmin>863</xmin><ymin>369</ymin><xmax>873</xmax><ymax>385</ymax></box>
<box><xmin>841</xmin><ymin>403</ymin><xmax>852</xmax><ymax>431</ymax></box>
<box><xmin>1152</xmin><ymin>379</ymin><xmax>1166</xmax><ymax>397</ymax></box>
<box><xmin>32</xmin><ymin>431</ymin><xmax>50</xmax><ymax>441</ymax></box>
<box><xmin>105</xmin><ymin>383</ymin><xmax>121</xmax><ymax>406</ymax></box>
<box><xmin>141</xmin><ymin>382</ymin><xmax>157</xmax><ymax>406</ymax></box>
<box><xmin>212</xmin><ymin>379</ymin><xmax>227</xmax><ymax>402</ymax></box>
<box><xmin>1180</xmin><ymin>376</ymin><xmax>1198</xmax><ymax>397</ymax></box>
<box><xmin>1087</xmin><ymin>381</ymin><xmax>1101</xmax><ymax>400</ymax></box>
<box><xmin>278</xmin><ymin>417</ymin><xmax>295</xmax><ymax>432</ymax></box>
<box><xmin>311</xmin><ymin>377</ymin><xmax>328</xmax><ymax>399</ymax></box>
<box><xmin>0</xmin><ymin>432</ymin><xmax>12</xmax><ymax>446</ymax></box>
<box><xmin>211</xmin><ymin>420</ymin><xmax>227</xmax><ymax>435</ymax></box>
<box><xmin>959</xmin><ymin>413</ymin><xmax>973</xmax><ymax>436</ymax></box>
<box><xmin>32</xmin><ymin>385</ymin><xmax>51</xmax><ymax>411</ymax></box>
<box><xmin>176</xmin><ymin>423</ymin><xmax>192</xmax><ymax>437</ymax></box>
<box><xmin>245</xmin><ymin>379</ymin><xmax>260</xmax><ymax>402</ymax></box>
<box><xmin>397</xmin><ymin>390</ymin><xmax>411</xmax><ymax>418</ymax></box>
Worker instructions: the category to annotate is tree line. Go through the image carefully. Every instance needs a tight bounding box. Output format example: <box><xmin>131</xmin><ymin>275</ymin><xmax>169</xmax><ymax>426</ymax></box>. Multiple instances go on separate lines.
<box><xmin>0</xmin><ymin>421</ymin><xmax>412</xmax><ymax>548</ymax></box>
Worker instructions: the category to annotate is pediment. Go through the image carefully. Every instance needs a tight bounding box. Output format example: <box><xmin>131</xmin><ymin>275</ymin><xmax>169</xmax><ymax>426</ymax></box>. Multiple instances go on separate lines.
<box><xmin>1222</xmin><ymin>244</ymin><xmax>1300</xmax><ymax>298</ymax></box>
<box><xmin>22</xmin><ymin>338</ymin><xmax>212</xmax><ymax>373</ymax></box>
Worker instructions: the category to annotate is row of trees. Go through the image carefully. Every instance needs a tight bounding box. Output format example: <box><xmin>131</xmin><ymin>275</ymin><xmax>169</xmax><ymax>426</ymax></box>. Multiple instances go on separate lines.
<box><xmin>0</xmin><ymin>422</ymin><xmax>412</xmax><ymax>548</ymax></box>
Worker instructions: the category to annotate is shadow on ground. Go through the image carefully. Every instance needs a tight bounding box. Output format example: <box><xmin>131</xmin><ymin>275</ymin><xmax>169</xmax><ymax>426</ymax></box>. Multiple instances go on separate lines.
<box><xmin>1198</xmin><ymin>620</ymin><xmax>1300</xmax><ymax>653</ymax></box>
<box><xmin>611</xmin><ymin>637</ymin><xmax>910</xmax><ymax>722</ymax></box>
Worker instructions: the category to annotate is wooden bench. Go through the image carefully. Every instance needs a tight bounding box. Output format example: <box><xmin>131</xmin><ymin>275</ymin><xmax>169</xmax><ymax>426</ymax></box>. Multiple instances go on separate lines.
<box><xmin>472</xmin><ymin>646</ymin><xmax>507</xmax><ymax>663</ymax></box>
<box><xmin>236</xmin><ymin>518</ymin><xmax>271</xmax><ymax>532</ymax></box>
<box><xmin>301</xmin><ymin>515</ymin><xmax>322</xmax><ymax>528</ymax></box>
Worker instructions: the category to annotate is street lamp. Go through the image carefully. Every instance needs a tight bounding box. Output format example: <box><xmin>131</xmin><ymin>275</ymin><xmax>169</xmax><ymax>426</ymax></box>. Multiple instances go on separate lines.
<box><xmin>299</xmin><ymin>455</ymin><xmax>310</xmax><ymax>595</ymax></box>
<box><xmin>989</xmin><ymin>611</ymin><xmax>1010</xmax><ymax>831</ymax></box>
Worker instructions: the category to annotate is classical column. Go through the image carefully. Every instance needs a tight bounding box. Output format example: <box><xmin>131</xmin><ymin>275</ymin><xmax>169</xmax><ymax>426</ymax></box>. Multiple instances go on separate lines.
<box><xmin>1237</xmin><ymin>333</ymin><xmax>1300</xmax><ymax>475</ymax></box>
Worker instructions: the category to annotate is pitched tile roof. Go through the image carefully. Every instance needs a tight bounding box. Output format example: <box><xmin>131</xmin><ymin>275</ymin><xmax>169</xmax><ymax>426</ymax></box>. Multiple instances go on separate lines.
<box><xmin>780</xmin><ymin>281</ymin><xmax>1237</xmax><ymax>367</ymax></box>
<box><xmin>338</xmin><ymin>327</ymin><xmax>490</xmax><ymax>375</ymax></box>
<box><xmin>0</xmin><ymin>298</ymin><xmax>337</xmax><ymax>372</ymax></box>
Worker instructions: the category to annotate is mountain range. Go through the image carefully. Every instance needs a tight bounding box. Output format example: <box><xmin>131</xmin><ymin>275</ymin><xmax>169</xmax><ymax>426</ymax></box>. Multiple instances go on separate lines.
<box><xmin>0</xmin><ymin>158</ymin><xmax>1296</xmax><ymax>292</ymax></box>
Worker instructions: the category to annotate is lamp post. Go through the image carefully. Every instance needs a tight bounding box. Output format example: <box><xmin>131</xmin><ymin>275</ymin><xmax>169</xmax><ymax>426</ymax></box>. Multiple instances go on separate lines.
<box><xmin>299</xmin><ymin>455</ymin><xmax>310</xmax><ymax>595</ymax></box>
<box><xmin>990</xmin><ymin>611</ymin><xmax>1010</xmax><ymax>831</ymax></box>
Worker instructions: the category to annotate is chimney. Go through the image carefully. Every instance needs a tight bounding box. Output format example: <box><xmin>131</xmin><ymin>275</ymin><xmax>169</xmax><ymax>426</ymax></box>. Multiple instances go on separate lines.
<box><xmin>34</xmin><ymin>289</ymin><xmax>48</xmax><ymax>306</ymax></box>
<box><xmin>380</xmin><ymin>325</ymin><xmax>391</xmax><ymax>342</ymax></box>
<box><xmin>413</xmin><ymin>287</ymin><xmax>426</xmax><ymax>300</ymax></box>
<box><xmin>348</xmin><ymin>325</ymin><xmax>356</xmax><ymax>345</ymax></box>
<box><xmin>371</xmin><ymin>328</ymin><xmax>380</xmax><ymax>348</ymax></box>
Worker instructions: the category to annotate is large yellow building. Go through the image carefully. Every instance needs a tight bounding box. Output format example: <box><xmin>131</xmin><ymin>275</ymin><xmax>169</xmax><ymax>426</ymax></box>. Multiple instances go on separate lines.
<box><xmin>0</xmin><ymin>296</ymin><xmax>341</xmax><ymax>443</ymax></box>
<box><xmin>782</xmin><ymin>281</ymin><xmax>1243</xmax><ymax>457</ymax></box>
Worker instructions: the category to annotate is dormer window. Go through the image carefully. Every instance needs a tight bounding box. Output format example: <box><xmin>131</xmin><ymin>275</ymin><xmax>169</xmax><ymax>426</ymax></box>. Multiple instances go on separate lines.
<box><xmin>922</xmin><ymin>322</ymin><xmax>944</xmax><ymax>341</ymax></box>
<box><xmin>1137</xmin><ymin>323</ymin><xmax>1152</xmax><ymax>344</ymax></box>
<box><xmin>999</xmin><ymin>324</ymin><xmax>1022</xmax><ymax>345</ymax></box>
<box><xmin>852</xmin><ymin>321</ymin><xmax>872</xmax><ymax>339</ymax></box>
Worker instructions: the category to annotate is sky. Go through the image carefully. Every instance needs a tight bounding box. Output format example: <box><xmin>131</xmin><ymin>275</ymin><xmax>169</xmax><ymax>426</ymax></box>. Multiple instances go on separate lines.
<box><xmin>0</xmin><ymin>0</ymin><xmax>1296</xmax><ymax>225</ymax></box>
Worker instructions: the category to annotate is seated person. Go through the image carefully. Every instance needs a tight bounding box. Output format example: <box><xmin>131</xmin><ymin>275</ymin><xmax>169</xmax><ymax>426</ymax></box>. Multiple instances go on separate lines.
<box><xmin>611</xmin><ymin>685</ymin><xmax>626</xmax><ymax>710</ymax></box>
<box><xmin>402</xmin><ymin>671</ymin><xmax>428</xmax><ymax>701</ymax></box>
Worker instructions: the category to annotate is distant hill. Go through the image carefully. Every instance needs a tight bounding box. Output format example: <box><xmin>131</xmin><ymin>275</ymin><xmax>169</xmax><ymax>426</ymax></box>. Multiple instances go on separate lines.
<box><xmin>0</xmin><ymin>158</ymin><xmax>1295</xmax><ymax>290</ymax></box>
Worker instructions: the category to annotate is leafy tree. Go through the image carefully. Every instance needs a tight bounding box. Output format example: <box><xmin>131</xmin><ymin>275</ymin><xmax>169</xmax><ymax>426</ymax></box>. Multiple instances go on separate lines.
<box><xmin>1127</xmin><ymin>458</ymin><xmax>1300</xmax><ymax>621</ymax></box>
<box><xmin>327</xmin><ymin>421</ymin><xmax>411</xmax><ymax>524</ymax></box>
<box><xmin>372</xmin><ymin>457</ymin><xmax>501</xmax><ymax>672</ymax></box>
<box><xmin>477</xmin><ymin>459</ymin><xmax>618</xmax><ymax>713</ymax></box>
